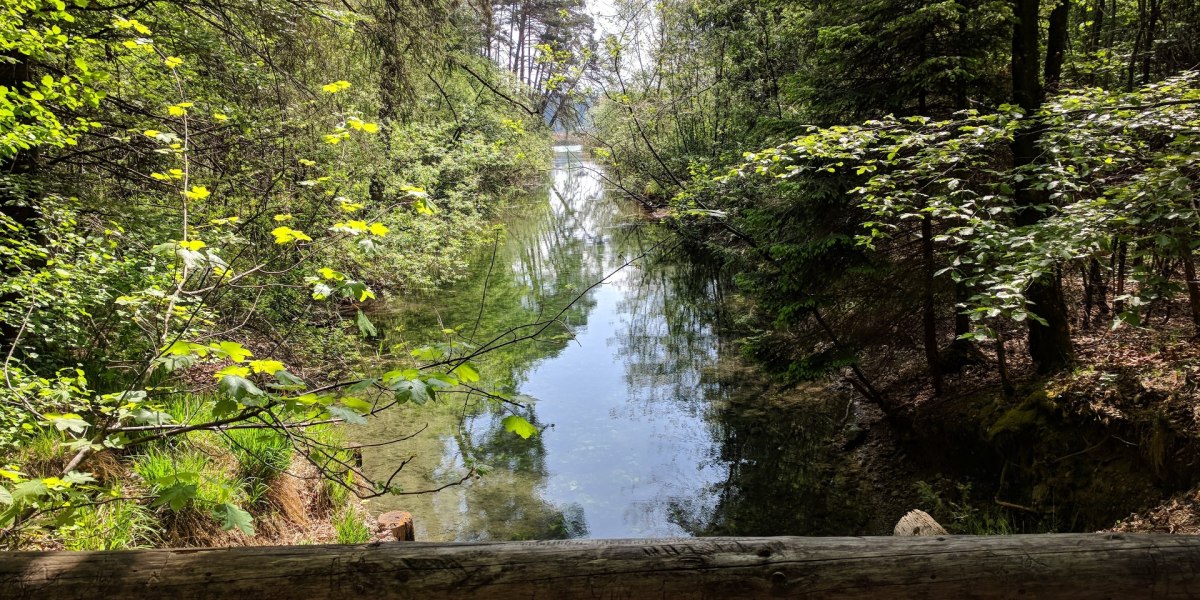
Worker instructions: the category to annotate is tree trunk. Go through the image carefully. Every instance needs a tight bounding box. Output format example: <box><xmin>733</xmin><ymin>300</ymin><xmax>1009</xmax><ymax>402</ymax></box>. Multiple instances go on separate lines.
<box><xmin>1011</xmin><ymin>0</ymin><xmax>1073</xmax><ymax>373</ymax></box>
<box><xmin>1090</xmin><ymin>258</ymin><xmax>1109</xmax><ymax>317</ymax></box>
<box><xmin>3</xmin><ymin>535</ymin><xmax>1200</xmax><ymax>599</ymax></box>
<box><xmin>1128</xmin><ymin>0</ymin><xmax>1148</xmax><ymax>89</ymax></box>
<box><xmin>1088</xmin><ymin>0</ymin><xmax>1105</xmax><ymax>53</ymax></box>
<box><xmin>1114</xmin><ymin>241</ymin><xmax>1129</xmax><ymax>314</ymax></box>
<box><xmin>1142</xmin><ymin>0</ymin><xmax>1161</xmax><ymax>83</ymax></box>
<box><xmin>1082</xmin><ymin>264</ymin><xmax>1094</xmax><ymax>328</ymax></box>
<box><xmin>1044</xmin><ymin>0</ymin><xmax>1070</xmax><ymax>90</ymax></box>
<box><xmin>921</xmin><ymin>212</ymin><xmax>943</xmax><ymax>394</ymax></box>
<box><xmin>1183</xmin><ymin>248</ymin><xmax>1200</xmax><ymax>334</ymax></box>
<box><xmin>996</xmin><ymin>326</ymin><xmax>1014</xmax><ymax>397</ymax></box>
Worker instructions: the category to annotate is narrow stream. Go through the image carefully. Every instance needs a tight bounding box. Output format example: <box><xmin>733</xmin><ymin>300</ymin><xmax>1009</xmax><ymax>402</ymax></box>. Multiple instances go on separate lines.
<box><xmin>359</xmin><ymin>146</ymin><xmax>877</xmax><ymax>540</ymax></box>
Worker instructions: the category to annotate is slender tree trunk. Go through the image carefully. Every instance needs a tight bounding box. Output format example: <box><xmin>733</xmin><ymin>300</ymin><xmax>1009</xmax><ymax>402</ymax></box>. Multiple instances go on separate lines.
<box><xmin>1104</xmin><ymin>0</ymin><xmax>1118</xmax><ymax>51</ymax></box>
<box><xmin>1082</xmin><ymin>264</ymin><xmax>1094</xmax><ymax>328</ymax></box>
<box><xmin>1090</xmin><ymin>257</ymin><xmax>1109</xmax><ymax>317</ymax></box>
<box><xmin>1114</xmin><ymin>241</ymin><xmax>1129</xmax><ymax>314</ymax></box>
<box><xmin>1142</xmin><ymin>0</ymin><xmax>1161</xmax><ymax>83</ymax></box>
<box><xmin>1183</xmin><ymin>249</ymin><xmax>1200</xmax><ymax>334</ymax></box>
<box><xmin>1045</xmin><ymin>0</ymin><xmax>1070</xmax><ymax>90</ymax></box>
<box><xmin>954</xmin><ymin>282</ymin><xmax>973</xmax><ymax>339</ymax></box>
<box><xmin>1011</xmin><ymin>0</ymin><xmax>1074</xmax><ymax>373</ymax></box>
<box><xmin>996</xmin><ymin>326</ymin><xmax>1014</xmax><ymax>398</ymax></box>
<box><xmin>921</xmin><ymin>212</ymin><xmax>943</xmax><ymax>394</ymax></box>
<box><xmin>1088</xmin><ymin>0</ymin><xmax>1105</xmax><ymax>53</ymax></box>
<box><xmin>1128</xmin><ymin>0</ymin><xmax>1148</xmax><ymax>90</ymax></box>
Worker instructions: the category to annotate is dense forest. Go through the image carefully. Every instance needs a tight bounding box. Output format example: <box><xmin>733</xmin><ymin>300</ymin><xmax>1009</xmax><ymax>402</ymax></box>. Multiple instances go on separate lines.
<box><xmin>0</xmin><ymin>0</ymin><xmax>593</xmax><ymax>547</ymax></box>
<box><xmin>2</xmin><ymin>0</ymin><xmax>1200</xmax><ymax>551</ymax></box>
<box><xmin>592</xmin><ymin>0</ymin><xmax>1200</xmax><ymax>532</ymax></box>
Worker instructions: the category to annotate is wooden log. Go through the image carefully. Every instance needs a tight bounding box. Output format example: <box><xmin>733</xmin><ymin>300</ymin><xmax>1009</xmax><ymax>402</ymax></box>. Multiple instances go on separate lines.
<box><xmin>376</xmin><ymin>510</ymin><xmax>415</xmax><ymax>541</ymax></box>
<box><xmin>1</xmin><ymin>534</ymin><xmax>1199</xmax><ymax>599</ymax></box>
<box><xmin>893</xmin><ymin>509</ymin><xmax>949</xmax><ymax>536</ymax></box>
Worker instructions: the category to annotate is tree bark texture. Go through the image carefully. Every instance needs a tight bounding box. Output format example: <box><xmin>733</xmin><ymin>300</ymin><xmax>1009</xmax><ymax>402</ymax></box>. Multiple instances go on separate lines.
<box><xmin>1010</xmin><ymin>0</ymin><xmax>1074</xmax><ymax>373</ymax></box>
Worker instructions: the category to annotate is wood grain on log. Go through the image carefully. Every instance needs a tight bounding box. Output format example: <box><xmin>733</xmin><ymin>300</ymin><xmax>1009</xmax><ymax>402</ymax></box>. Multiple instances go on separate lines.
<box><xmin>1</xmin><ymin>534</ymin><xmax>1199</xmax><ymax>599</ymax></box>
<box><xmin>376</xmin><ymin>510</ymin><xmax>414</xmax><ymax>541</ymax></box>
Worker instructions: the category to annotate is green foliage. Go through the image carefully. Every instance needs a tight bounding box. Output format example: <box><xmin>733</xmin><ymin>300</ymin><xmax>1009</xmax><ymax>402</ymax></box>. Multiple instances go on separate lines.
<box><xmin>133</xmin><ymin>446</ymin><xmax>244</xmax><ymax>509</ymax></box>
<box><xmin>733</xmin><ymin>72</ymin><xmax>1200</xmax><ymax>332</ymax></box>
<box><xmin>222</xmin><ymin>425</ymin><xmax>293</xmax><ymax>487</ymax></box>
<box><xmin>916</xmin><ymin>481</ymin><xmax>1020</xmax><ymax>535</ymax></box>
<box><xmin>59</xmin><ymin>497</ymin><xmax>158</xmax><ymax>551</ymax></box>
<box><xmin>0</xmin><ymin>0</ymin><xmax>550</xmax><ymax>547</ymax></box>
<box><xmin>595</xmin><ymin>0</ymin><xmax>1200</xmax><ymax>404</ymax></box>
<box><xmin>333</xmin><ymin>507</ymin><xmax>372</xmax><ymax>544</ymax></box>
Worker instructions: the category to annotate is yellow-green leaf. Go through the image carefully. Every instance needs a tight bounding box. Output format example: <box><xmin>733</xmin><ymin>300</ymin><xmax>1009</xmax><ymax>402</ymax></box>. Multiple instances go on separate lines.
<box><xmin>272</xmin><ymin>226</ymin><xmax>312</xmax><ymax>244</ymax></box>
<box><xmin>248</xmin><ymin>360</ymin><xmax>285</xmax><ymax>375</ymax></box>
<box><xmin>214</xmin><ymin>364</ymin><xmax>251</xmax><ymax>379</ymax></box>
<box><xmin>502</xmin><ymin>415</ymin><xmax>537</xmax><ymax>439</ymax></box>
<box><xmin>321</xmin><ymin>80</ymin><xmax>352</xmax><ymax>94</ymax></box>
<box><xmin>213</xmin><ymin>341</ymin><xmax>253</xmax><ymax>362</ymax></box>
<box><xmin>184</xmin><ymin>186</ymin><xmax>210</xmax><ymax>200</ymax></box>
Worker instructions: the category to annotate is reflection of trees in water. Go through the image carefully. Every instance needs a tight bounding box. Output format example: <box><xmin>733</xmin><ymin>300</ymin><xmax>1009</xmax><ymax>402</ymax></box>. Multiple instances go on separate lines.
<box><xmin>378</xmin><ymin>153</ymin><xmax>614</xmax><ymax>389</ymax></box>
<box><xmin>366</xmin><ymin>151</ymin><xmax>620</xmax><ymax>540</ymax></box>
<box><xmin>451</xmin><ymin>405</ymin><xmax>589</xmax><ymax>540</ymax></box>
<box><xmin>373</xmin><ymin>148</ymin><xmax>874</xmax><ymax>539</ymax></box>
<box><xmin>612</xmin><ymin>245</ymin><xmax>874</xmax><ymax>537</ymax></box>
<box><xmin>676</xmin><ymin>390</ymin><xmax>874</xmax><ymax>536</ymax></box>
<box><xmin>611</xmin><ymin>248</ymin><xmax>727</xmax><ymax>411</ymax></box>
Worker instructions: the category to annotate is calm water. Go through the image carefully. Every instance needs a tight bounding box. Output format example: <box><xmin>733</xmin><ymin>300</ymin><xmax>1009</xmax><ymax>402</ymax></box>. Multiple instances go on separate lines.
<box><xmin>359</xmin><ymin>146</ymin><xmax>873</xmax><ymax>540</ymax></box>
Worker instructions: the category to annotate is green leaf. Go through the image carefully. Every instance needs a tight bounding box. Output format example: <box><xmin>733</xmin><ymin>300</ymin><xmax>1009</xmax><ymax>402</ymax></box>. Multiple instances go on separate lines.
<box><xmin>216</xmin><ymin>502</ymin><xmax>255</xmax><ymax>535</ymax></box>
<box><xmin>343</xmin><ymin>281</ymin><xmax>375</xmax><ymax>302</ymax></box>
<box><xmin>269</xmin><ymin>369</ymin><xmax>307</xmax><ymax>390</ymax></box>
<box><xmin>130</xmin><ymin>408</ymin><xmax>173</xmax><ymax>425</ymax></box>
<box><xmin>0</xmin><ymin>487</ymin><xmax>12</xmax><ymax>506</ymax></box>
<box><xmin>62</xmin><ymin>471</ymin><xmax>96</xmax><ymax>486</ymax></box>
<box><xmin>502</xmin><ymin>415</ymin><xmax>537</xmax><ymax>439</ymax></box>
<box><xmin>212</xmin><ymin>341</ymin><xmax>253</xmax><ymax>362</ymax></box>
<box><xmin>355</xmin><ymin>310</ymin><xmax>378</xmax><ymax>338</ymax></box>
<box><xmin>426</xmin><ymin>373</ymin><xmax>457</xmax><ymax>389</ymax></box>
<box><xmin>347</xmin><ymin>377</ymin><xmax>378</xmax><ymax>393</ymax></box>
<box><xmin>45</xmin><ymin>413</ymin><xmax>89</xmax><ymax>434</ymax></box>
<box><xmin>410</xmin><ymin>346</ymin><xmax>443</xmax><ymax>361</ymax></box>
<box><xmin>152</xmin><ymin>483</ymin><xmax>198</xmax><ymax>511</ymax></box>
<box><xmin>218</xmin><ymin>375</ymin><xmax>265</xmax><ymax>400</ymax></box>
<box><xmin>212</xmin><ymin>397</ymin><xmax>239</xmax><ymax>417</ymax></box>
<box><xmin>389</xmin><ymin>378</ymin><xmax>431</xmax><ymax>405</ymax></box>
<box><xmin>11</xmin><ymin>480</ymin><xmax>48</xmax><ymax>502</ymax></box>
<box><xmin>452</xmin><ymin>362</ymin><xmax>480</xmax><ymax>383</ymax></box>
<box><xmin>327</xmin><ymin>404</ymin><xmax>367</xmax><ymax>425</ymax></box>
<box><xmin>340</xmin><ymin>396</ymin><xmax>373</xmax><ymax>413</ymax></box>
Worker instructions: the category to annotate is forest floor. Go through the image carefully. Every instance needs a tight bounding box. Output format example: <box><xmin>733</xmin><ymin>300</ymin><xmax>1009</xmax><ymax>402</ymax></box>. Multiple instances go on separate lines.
<box><xmin>836</xmin><ymin>317</ymin><xmax>1200</xmax><ymax>534</ymax></box>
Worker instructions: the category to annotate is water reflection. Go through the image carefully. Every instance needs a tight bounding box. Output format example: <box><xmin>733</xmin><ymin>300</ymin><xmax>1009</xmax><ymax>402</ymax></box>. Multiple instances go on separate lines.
<box><xmin>360</xmin><ymin>146</ymin><xmax>879</xmax><ymax>541</ymax></box>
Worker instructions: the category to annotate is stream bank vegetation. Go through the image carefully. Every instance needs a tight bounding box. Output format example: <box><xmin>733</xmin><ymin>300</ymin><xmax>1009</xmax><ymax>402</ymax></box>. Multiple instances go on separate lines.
<box><xmin>592</xmin><ymin>0</ymin><xmax>1200</xmax><ymax>531</ymax></box>
<box><xmin>0</xmin><ymin>0</ymin><xmax>595</xmax><ymax>549</ymax></box>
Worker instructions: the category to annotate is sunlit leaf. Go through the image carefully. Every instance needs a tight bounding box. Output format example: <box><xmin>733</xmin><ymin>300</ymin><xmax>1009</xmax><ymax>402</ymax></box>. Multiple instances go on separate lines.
<box><xmin>502</xmin><ymin>415</ymin><xmax>537</xmax><ymax>439</ymax></box>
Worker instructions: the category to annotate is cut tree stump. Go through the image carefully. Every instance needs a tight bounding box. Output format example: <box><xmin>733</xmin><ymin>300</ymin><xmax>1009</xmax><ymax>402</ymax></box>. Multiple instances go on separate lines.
<box><xmin>893</xmin><ymin>509</ymin><xmax>949</xmax><ymax>536</ymax></box>
<box><xmin>376</xmin><ymin>510</ymin><xmax>414</xmax><ymax>541</ymax></box>
<box><xmin>2</xmin><ymin>534</ymin><xmax>1200</xmax><ymax>599</ymax></box>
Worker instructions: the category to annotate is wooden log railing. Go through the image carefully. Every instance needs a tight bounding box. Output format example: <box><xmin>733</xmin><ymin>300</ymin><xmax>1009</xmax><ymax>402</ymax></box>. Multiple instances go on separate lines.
<box><xmin>2</xmin><ymin>534</ymin><xmax>1199</xmax><ymax>599</ymax></box>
